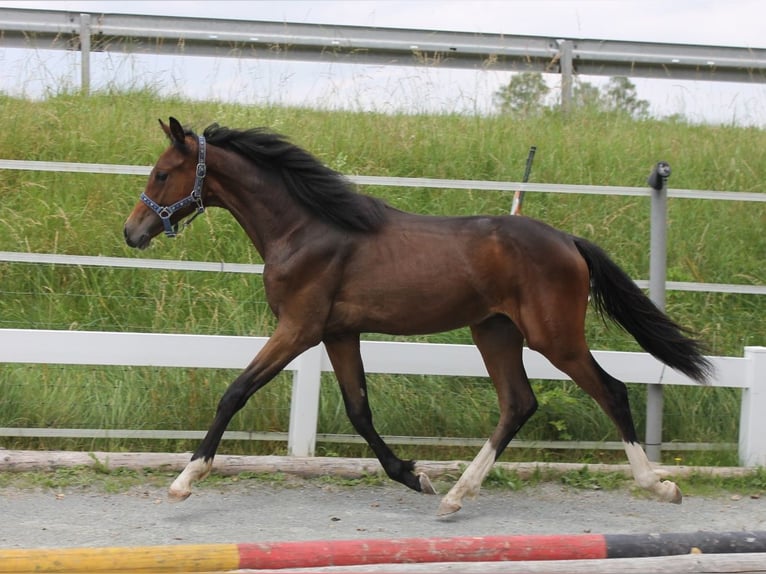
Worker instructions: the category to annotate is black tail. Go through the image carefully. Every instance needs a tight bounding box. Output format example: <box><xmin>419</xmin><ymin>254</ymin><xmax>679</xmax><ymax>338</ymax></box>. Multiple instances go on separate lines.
<box><xmin>573</xmin><ymin>237</ymin><xmax>712</xmax><ymax>384</ymax></box>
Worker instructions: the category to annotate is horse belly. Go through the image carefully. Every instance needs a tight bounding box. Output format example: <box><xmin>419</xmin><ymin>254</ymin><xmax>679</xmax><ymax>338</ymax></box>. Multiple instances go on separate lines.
<box><xmin>328</xmin><ymin>280</ymin><xmax>489</xmax><ymax>336</ymax></box>
<box><xmin>326</xmin><ymin>220</ymin><xmax>514</xmax><ymax>335</ymax></box>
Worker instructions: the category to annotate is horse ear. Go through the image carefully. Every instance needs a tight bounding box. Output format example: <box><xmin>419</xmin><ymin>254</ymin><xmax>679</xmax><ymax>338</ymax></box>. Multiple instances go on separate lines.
<box><xmin>158</xmin><ymin>118</ymin><xmax>172</xmax><ymax>139</ymax></box>
<box><xmin>167</xmin><ymin>117</ymin><xmax>186</xmax><ymax>146</ymax></box>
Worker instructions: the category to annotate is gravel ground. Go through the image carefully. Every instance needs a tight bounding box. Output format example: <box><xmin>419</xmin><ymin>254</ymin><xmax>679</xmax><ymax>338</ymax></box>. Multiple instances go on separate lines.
<box><xmin>2</xmin><ymin>478</ymin><xmax>765</xmax><ymax>550</ymax></box>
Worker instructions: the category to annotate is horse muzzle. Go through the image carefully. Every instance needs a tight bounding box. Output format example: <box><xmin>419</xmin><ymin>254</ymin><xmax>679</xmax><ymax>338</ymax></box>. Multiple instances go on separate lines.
<box><xmin>123</xmin><ymin>218</ymin><xmax>155</xmax><ymax>250</ymax></box>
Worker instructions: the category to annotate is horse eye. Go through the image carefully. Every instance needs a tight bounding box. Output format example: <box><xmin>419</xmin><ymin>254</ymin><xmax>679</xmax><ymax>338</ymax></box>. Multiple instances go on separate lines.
<box><xmin>155</xmin><ymin>172</ymin><xmax>169</xmax><ymax>183</ymax></box>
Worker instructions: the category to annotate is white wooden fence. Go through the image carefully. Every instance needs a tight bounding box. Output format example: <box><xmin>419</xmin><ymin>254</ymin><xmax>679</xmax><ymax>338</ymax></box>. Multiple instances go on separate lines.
<box><xmin>0</xmin><ymin>329</ymin><xmax>764</xmax><ymax>466</ymax></box>
<box><xmin>0</xmin><ymin>159</ymin><xmax>764</xmax><ymax>466</ymax></box>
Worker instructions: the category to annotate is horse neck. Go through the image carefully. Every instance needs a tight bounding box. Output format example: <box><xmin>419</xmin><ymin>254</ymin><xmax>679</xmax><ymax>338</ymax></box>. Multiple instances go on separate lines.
<box><xmin>206</xmin><ymin>154</ymin><xmax>311</xmax><ymax>260</ymax></box>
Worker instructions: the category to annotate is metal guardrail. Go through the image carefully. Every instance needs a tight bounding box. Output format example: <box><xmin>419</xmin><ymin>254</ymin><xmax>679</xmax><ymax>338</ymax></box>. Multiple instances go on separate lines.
<box><xmin>1</xmin><ymin>7</ymin><xmax>765</xmax><ymax>103</ymax></box>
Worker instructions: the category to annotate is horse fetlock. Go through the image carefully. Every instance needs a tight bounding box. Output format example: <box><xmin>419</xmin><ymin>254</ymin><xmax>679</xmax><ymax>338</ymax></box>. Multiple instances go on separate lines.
<box><xmin>636</xmin><ymin>472</ymin><xmax>682</xmax><ymax>504</ymax></box>
<box><xmin>623</xmin><ymin>442</ymin><xmax>681</xmax><ymax>503</ymax></box>
<box><xmin>464</xmin><ymin>484</ymin><xmax>482</xmax><ymax>500</ymax></box>
<box><xmin>634</xmin><ymin>469</ymin><xmax>661</xmax><ymax>490</ymax></box>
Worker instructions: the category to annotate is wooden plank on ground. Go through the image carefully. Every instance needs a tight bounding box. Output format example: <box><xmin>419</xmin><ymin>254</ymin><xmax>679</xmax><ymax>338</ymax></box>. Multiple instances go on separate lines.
<box><xmin>0</xmin><ymin>450</ymin><xmax>759</xmax><ymax>481</ymax></box>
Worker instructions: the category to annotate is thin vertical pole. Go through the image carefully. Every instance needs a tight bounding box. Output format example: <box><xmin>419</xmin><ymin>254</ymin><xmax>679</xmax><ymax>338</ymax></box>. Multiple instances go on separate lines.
<box><xmin>79</xmin><ymin>13</ymin><xmax>91</xmax><ymax>94</ymax></box>
<box><xmin>645</xmin><ymin>161</ymin><xmax>670</xmax><ymax>462</ymax></box>
<box><xmin>510</xmin><ymin>146</ymin><xmax>537</xmax><ymax>216</ymax></box>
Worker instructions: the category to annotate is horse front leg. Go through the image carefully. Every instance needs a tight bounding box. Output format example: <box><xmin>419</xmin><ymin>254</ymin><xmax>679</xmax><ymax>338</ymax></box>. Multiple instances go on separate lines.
<box><xmin>324</xmin><ymin>334</ymin><xmax>436</xmax><ymax>495</ymax></box>
<box><xmin>169</xmin><ymin>328</ymin><xmax>313</xmax><ymax>501</ymax></box>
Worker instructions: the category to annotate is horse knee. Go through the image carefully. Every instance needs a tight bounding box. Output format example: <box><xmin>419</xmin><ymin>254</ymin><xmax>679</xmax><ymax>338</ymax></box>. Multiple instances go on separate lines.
<box><xmin>216</xmin><ymin>382</ymin><xmax>250</xmax><ymax>415</ymax></box>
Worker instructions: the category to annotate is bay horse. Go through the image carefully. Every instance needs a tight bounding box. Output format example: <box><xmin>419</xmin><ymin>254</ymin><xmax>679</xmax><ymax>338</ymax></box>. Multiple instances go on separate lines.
<box><xmin>124</xmin><ymin>117</ymin><xmax>711</xmax><ymax>516</ymax></box>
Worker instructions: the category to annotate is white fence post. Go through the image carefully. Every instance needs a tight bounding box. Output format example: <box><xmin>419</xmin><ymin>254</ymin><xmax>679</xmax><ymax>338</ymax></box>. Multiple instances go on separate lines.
<box><xmin>739</xmin><ymin>346</ymin><xmax>766</xmax><ymax>466</ymax></box>
<box><xmin>287</xmin><ymin>344</ymin><xmax>323</xmax><ymax>457</ymax></box>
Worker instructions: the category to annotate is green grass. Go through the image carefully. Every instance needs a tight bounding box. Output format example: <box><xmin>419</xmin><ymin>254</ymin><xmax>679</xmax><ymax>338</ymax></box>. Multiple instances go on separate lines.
<box><xmin>0</xmin><ymin>89</ymin><xmax>764</xmax><ymax>466</ymax></box>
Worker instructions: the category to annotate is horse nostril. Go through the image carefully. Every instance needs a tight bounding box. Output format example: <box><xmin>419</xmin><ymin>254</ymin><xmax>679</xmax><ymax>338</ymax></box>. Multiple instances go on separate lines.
<box><xmin>124</xmin><ymin>226</ymin><xmax>138</xmax><ymax>248</ymax></box>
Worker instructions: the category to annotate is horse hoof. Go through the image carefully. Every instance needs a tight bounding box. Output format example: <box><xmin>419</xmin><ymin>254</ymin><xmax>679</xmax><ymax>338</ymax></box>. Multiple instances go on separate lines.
<box><xmin>418</xmin><ymin>473</ymin><xmax>436</xmax><ymax>495</ymax></box>
<box><xmin>437</xmin><ymin>498</ymin><xmax>461</xmax><ymax>517</ymax></box>
<box><xmin>654</xmin><ymin>479</ymin><xmax>682</xmax><ymax>504</ymax></box>
<box><xmin>666</xmin><ymin>481</ymin><xmax>683</xmax><ymax>504</ymax></box>
<box><xmin>167</xmin><ymin>488</ymin><xmax>192</xmax><ymax>503</ymax></box>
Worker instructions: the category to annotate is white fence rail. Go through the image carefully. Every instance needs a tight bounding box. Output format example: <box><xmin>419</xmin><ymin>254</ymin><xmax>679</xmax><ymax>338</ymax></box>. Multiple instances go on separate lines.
<box><xmin>0</xmin><ymin>329</ymin><xmax>764</xmax><ymax>466</ymax></box>
<box><xmin>1</xmin><ymin>158</ymin><xmax>765</xmax><ymax>299</ymax></box>
<box><xmin>0</xmin><ymin>159</ymin><xmax>765</xmax><ymax>465</ymax></box>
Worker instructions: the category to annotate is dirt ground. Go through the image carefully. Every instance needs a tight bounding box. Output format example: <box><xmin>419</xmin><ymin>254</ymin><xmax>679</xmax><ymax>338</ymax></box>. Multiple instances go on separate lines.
<box><xmin>2</xmin><ymin>476</ymin><xmax>764</xmax><ymax>550</ymax></box>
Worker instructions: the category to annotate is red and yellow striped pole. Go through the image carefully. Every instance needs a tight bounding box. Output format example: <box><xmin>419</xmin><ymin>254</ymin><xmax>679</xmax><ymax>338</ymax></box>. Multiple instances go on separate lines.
<box><xmin>0</xmin><ymin>534</ymin><xmax>606</xmax><ymax>572</ymax></box>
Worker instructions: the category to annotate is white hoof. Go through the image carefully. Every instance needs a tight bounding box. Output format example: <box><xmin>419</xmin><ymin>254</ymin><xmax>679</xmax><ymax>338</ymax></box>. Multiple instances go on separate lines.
<box><xmin>167</xmin><ymin>458</ymin><xmax>211</xmax><ymax>502</ymax></box>
<box><xmin>659</xmin><ymin>480</ymin><xmax>683</xmax><ymax>504</ymax></box>
<box><xmin>419</xmin><ymin>473</ymin><xmax>437</xmax><ymax>495</ymax></box>
<box><xmin>624</xmin><ymin>442</ymin><xmax>682</xmax><ymax>505</ymax></box>
<box><xmin>437</xmin><ymin>497</ymin><xmax>461</xmax><ymax>517</ymax></box>
<box><xmin>167</xmin><ymin>486</ymin><xmax>192</xmax><ymax>502</ymax></box>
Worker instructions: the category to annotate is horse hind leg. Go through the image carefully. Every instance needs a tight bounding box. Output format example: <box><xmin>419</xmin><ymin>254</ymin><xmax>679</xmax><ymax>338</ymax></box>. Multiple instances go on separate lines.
<box><xmin>438</xmin><ymin>315</ymin><xmax>537</xmax><ymax>516</ymax></box>
<box><xmin>550</xmin><ymin>348</ymin><xmax>682</xmax><ymax>504</ymax></box>
<box><xmin>523</xmin><ymin>252</ymin><xmax>682</xmax><ymax>504</ymax></box>
<box><xmin>596</xmin><ymin>361</ymin><xmax>682</xmax><ymax>503</ymax></box>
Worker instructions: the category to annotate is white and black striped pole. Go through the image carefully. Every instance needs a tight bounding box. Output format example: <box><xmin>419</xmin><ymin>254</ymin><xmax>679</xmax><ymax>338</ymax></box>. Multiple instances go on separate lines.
<box><xmin>510</xmin><ymin>146</ymin><xmax>537</xmax><ymax>216</ymax></box>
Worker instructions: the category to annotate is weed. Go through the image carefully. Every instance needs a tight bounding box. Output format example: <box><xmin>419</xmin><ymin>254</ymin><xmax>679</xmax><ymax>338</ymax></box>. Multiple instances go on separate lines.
<box><xmin>483</xmin><ymin>467</ymin><xmax>527</xmax><ymax>491</ymax></box>
<box><xmin>560</xmin><ymin>467</ymin><xmax>628</xmax><ymax>491</ymax></box>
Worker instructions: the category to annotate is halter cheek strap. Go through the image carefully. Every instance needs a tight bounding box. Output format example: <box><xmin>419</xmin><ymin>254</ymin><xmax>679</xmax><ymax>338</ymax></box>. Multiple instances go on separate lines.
<box><xmin>140</xmin><ymin>135</ymin><xmax>207</xmax><ymax>238</ymax></box>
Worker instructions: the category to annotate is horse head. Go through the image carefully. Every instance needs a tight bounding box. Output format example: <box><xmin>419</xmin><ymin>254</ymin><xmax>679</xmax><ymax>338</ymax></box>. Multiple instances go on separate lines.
<box><xmin>124</xmin><ymin>117</ymin><xmax>207</xmax><ymax>249</ymax></box>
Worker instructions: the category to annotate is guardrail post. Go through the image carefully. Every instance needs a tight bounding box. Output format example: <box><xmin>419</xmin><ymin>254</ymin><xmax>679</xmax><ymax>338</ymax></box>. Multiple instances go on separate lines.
<box><xmin>739</xmin><ymin>346</ymin><xmax>766</xmax><ymax>466</ymax></box>
<box><xmin>79</xmin><ymin>13</ymin><xmax>91</xmax><ymax>94</ymax></box>
<box><xmin>645</xmin><ymin>161</ymin><xmax>670</xmax><ymax>462</ymax></box>
<box><xmin>558</xmin><ymin>40</ymin><xmax>574</xmax><ymax>114</ymax></box>
<box><xmin>287</xmin><ymin>344</ymin><xmax>323</xmax><ymax>457</ymax></box>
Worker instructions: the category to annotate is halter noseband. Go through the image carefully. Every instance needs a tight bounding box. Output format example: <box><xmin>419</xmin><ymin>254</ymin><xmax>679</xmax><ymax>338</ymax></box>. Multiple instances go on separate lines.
<box><xmin>140</xmin><ymin>135</ymin><xmax>207</xmax><ymax>238</ymax></box>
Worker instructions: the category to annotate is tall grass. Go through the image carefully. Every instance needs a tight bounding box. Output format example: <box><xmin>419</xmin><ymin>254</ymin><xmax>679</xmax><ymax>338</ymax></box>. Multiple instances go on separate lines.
<box><xmin>0</xmin><ymin>90</ymin><xmax>763</xmax><ymax>465</ymax></box>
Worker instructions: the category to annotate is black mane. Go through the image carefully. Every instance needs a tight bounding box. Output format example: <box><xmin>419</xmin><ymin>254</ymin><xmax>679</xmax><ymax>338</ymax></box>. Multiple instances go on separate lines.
<box><xmin>200</xmin><ymin>123</ymin><xmax>388</xmax><ymax>232</ymax></box>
